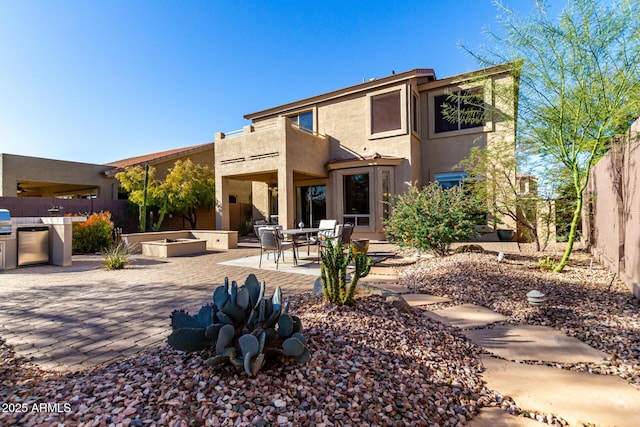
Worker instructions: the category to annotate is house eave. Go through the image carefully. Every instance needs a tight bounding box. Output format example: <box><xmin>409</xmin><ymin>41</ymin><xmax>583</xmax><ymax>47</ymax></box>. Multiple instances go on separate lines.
<box><xmin>245</xmin><ymin>69</ymin><xmax>436</xmax><ymax>121</ymax></box>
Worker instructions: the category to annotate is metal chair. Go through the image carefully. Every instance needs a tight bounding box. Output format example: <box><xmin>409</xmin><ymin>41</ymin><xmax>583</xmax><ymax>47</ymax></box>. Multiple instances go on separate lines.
<box><xmin>317</xmin><ymin>224</ymin><xmax>344</xmax><ymax>257</ymax></box>
<box><xmin>253</xmin><ymin>219</ymin><xmax>267</xmax><ymax>239</ymax></box>
<box><xmin>258</xmin><ymin>227</ymin><xmax>296</xmax><ymax>269</ymax></box>
<box><xmin>341</xmin><ymin>223</ymin><xmax>354</xmax><ymax>246</ymax></box>
<box><xmin>310</xmin><ymin>219</ymin><xmax>338</xmax><ymax>249</ymax></box>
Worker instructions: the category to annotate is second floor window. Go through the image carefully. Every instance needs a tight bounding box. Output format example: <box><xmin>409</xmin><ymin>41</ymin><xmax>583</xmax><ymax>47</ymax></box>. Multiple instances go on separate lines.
<box><xmin>434</xmin><ymin>88</ymin><xmax>485</xmax><ymax>133</ymax></box>
<box><xmin>290</xmin><ymin>111</ymin><xmax>314</xmax><ymax>132</ymax></box>
<box><xmin>371</xmin><ymin>90</ymin><xmax>401</xmax><ymax>134</ymax></box>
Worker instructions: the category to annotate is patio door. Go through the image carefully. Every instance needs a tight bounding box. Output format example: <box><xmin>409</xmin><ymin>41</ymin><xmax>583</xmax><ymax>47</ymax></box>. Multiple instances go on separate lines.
<box><xmin>296</xmin><ymin>185</ymin><xmax>326</xmax><ymax>228</ymax></box>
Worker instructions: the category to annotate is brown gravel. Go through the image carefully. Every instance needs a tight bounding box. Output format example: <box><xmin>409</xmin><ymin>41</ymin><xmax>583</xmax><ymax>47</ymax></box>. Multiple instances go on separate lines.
<box><xmin>1</xmin><ymin>249</ymin><xmax>637</xmax><ymax>426</ymax></box>
<box><xmin>399</xmin><ymin>249</ymin><xmax>640</xmax><ymax>389</ymax></box>
<box><xmin>1</xmin><ymin>294</ymin><xmax>497</xmax><ymax>426</ymax></box>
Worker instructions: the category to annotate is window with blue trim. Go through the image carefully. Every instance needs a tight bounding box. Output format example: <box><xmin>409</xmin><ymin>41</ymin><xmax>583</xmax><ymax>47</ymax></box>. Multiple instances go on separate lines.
<box><xmin>435</xmin><ymin>172</ymin><xmax>468</xmax><ymax>189</ymax></box>
<box><xmin>290</xmin><ymin>111</ymin><xmax>314</xmax><ymax>133</ymax></box>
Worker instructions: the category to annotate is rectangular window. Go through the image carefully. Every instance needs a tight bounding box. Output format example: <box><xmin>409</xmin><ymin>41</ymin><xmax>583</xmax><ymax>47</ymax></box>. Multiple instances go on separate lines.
<box><xmin>434</xmin><ymin>88</ymin><xmax>485</xmax><ymax>133</ymax></box>
<box><xmin>435</xmin><ymin>172</ymin><xmax>468</xmax><ymax>189</ymax></box>
<box><xmin>343</xmin><ymin>173</ymin><xmax>370</xmax><ymax>227</ymax></box>
<box><xmin>371</xmin><ymin>90</ymin><xmax>401</xmax><ymax>134</ymax></box>
<box><xmin>412</xmin><ymin>94</ymin><xmax>419</xmax><ymax>133</ymax></box>
<box><xmin>382</xmin><ymin>170</ymin><xmax>391</xmax><ymax>221</ymax></box>
<box><xmin>289</xmin><ymin>111</ymin><xmax>314</xmax><ymax>132</ymax></box>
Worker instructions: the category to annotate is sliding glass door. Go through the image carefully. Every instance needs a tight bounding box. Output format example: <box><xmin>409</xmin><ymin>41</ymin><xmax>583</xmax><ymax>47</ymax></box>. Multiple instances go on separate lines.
<box><xmin>296</xmin><ymin>185</ymin><xmax>326</xmax><ymax>228</ymax></box>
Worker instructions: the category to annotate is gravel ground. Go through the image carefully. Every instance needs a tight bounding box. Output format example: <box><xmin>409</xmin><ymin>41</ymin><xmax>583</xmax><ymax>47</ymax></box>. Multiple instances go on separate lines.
<box><xmin>399</xmin><ymin>249</ymin><xmax>640</xmax><ymax>389</ymax></box>
<box><xmin>1</xmin><ymin>295</ymin><xmax>492</xmax><ymax>426</ymax></box>
<box><xmin>1</xmin><ymin>249</ymin><xmax>638</xmax><ymax>426</ymax></box>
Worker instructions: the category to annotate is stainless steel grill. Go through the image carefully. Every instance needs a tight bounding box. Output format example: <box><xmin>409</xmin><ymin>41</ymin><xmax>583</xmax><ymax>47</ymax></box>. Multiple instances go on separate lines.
<box><xmin>0</xmin><ymin>209</ymin><xmax>10</xmax><ymax>235</ymax></box>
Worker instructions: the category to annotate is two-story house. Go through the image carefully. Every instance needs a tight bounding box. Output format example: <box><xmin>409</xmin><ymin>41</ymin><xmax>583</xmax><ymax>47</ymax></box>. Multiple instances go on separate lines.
<box><xmin>215</xmin><ymin>62</ymin><xmax>519</xmax><ymax>240</ymax></box>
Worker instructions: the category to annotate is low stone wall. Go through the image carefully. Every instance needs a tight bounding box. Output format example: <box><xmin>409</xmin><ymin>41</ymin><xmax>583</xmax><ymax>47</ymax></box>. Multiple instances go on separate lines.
<box><xmin>141</xmin><ymin>239</ymin><xmax>207</xmax><ymax>258</ymax></box>
<box><xmin>122</xmin><ymin>230</ymin><xmax>238</xmax><ymax>253</ymax></box>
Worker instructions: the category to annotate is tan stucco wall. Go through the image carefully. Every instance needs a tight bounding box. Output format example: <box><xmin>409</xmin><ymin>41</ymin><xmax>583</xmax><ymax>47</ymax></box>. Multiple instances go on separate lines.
<box><xmin>0</xmin><ymin>153</ymin><xmax>118</xmax><ymax>199</ymax></box>
<box><xmin>586</xmin><ymin>118</ymin><xmax>640</xmax><ymax>298</ymax></box>
<box><xmin>215</xmin><ymin>65</ymin><xmax>518</xmax><ymax>239</ymax></box>
<box><xmin>215</xmin><ymin>118</ymin><xmax>330</xmax><ymax>229</ymax></box>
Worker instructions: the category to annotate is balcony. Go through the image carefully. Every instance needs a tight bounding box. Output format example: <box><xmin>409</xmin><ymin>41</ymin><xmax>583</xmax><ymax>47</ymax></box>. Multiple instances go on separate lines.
<box><xmin>215</xmin><ymin>117</ymin><xmax>329</xmax><ymax>178</ymax></box>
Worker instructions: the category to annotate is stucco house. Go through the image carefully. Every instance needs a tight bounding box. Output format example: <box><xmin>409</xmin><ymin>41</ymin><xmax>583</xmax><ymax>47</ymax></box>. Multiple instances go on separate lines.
<box><xmin>214</xmin><ymin>62</ymin><xmax>519</xmax><ymax>240</ymax></box>
<box><xmin>0</xmin><ymin>153</ymin><xmax>118</xmax><ymax>199</ymax></box>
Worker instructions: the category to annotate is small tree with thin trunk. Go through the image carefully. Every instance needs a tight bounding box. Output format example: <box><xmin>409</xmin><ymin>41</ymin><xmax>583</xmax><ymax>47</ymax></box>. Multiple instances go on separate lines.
<box><xmin>457</xmin><ymin>144</ymin><xmax>554</xmax><ymax>251</ymax></box>
<box><xmin>116</xmin><ymin>165</ymin><xmax>167</xmax><ymax>232</ymax></box>
<box><xmin>460</xmin><ymin>0</ymin><xmax>640</xmax><ymax>271</ymax></box>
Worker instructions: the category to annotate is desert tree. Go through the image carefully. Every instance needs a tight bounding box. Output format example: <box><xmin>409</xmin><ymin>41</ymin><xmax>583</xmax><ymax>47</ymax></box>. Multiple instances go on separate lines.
<box><xmin>460</xmin><ymin>0</ymin><xmax>640</xmax><ymax>271</ymax></box>
<box><xmin>163</xmin><ymin>159</ymin><xmax>215</xmax><ymax>229</ymax></box>
<box><xmin>115</xmin><ymin>165</ymin><xmax>168</xmax><ymax>232</ymax></box>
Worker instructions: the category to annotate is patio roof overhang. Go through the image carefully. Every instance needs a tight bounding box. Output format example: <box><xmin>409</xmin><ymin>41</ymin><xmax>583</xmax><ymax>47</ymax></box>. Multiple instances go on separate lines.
<box><xmin>221</xmin><ymin>170</ymin><xmax>327</xmax><ymax>185</ymax></box>
<box><xmin>325</xmin><ymin>153</ymin><xmax>405</xmax><ymax>171</ymax></box>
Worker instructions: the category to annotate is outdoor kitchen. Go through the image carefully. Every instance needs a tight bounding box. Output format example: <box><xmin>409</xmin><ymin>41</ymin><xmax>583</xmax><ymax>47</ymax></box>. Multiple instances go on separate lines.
<box><xmin>0</xmin><ymin>209</ymin><xmax>85</xmax><ymax>270</ymax></box>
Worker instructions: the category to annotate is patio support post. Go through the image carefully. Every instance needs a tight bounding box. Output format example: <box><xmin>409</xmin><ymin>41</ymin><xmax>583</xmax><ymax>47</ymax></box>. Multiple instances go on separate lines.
<box><xmin>277</xmin><ymin>167</ymin><xmax>294</xmax><ymax>228</ymax></box>
<box><xmin>216</xmin><ymin>175</ymin><xmax>230</xmax><ymax>230</ymax></box>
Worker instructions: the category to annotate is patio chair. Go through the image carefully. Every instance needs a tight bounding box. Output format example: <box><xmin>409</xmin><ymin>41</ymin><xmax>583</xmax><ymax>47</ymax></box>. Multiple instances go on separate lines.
<box><xmin>253</xmin><ymin>219</ymin><xmax>267</xmax><ymax>238</ymax></box>
<box><xmin>258</xmin><ymin>227</ymin><xmax>296</xmax><ymax>269</ymax></box>
<box><xmin>341</xmin><ymin>223</ymin><xmax>354</xmax><ymax>246</ymax></box>
<box><xmin>309</xmin><ymin>219</ymin><xmax>338</xmax><ymax>249</ymax></box>
<box><xmin>317</xmin><ymin>224</ymin><xmax>344</xmax><ymax>257</ymax></box>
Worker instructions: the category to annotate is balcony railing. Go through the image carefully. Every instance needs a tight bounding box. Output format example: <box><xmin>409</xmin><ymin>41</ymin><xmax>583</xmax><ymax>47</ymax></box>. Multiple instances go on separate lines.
<box><xmin>216</xmin><ymin>117</ymin><xmax>326</xmax><ymax>141</ymax></box>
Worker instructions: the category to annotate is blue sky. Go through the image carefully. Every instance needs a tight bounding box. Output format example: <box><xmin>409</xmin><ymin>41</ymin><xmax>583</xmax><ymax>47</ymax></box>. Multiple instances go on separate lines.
<box><xmin>0</xmin><ymin>0</ymin><xmax>562</xmax><ymax>165</ymax></box>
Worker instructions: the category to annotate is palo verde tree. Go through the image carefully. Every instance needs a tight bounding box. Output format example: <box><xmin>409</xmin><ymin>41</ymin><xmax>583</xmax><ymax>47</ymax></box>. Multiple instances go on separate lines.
<box><xmin>461</xmin><ymin>0</ymin><xmax>640</xmax><ymax>271</ymax></box>
<box><xmin>116</xmin><ymin>165</ymin><xmax>168</xmax><ymax>232</ymax></box>
<box><xmin>163</xmin><ymin>159</ymin><xmax>215</xmax><ymax>229</ymax></box>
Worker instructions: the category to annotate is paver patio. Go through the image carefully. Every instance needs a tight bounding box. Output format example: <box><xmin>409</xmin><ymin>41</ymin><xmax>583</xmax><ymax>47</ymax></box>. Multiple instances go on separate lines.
<box><xmin>0</xmin><ymin>241</ymin><xmax>321</xmax><ymax>370</ymax></box>
<box><xmin>0</xmin><ymin>239</ymin><xmax>396</xmax><ymax>371</ymax></box>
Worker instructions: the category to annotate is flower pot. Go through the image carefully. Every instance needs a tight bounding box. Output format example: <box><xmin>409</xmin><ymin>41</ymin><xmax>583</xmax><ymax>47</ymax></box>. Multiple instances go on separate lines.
<box><xmin>350</xmin><ymin>239</ymin><xmax>369</xmax><ymax>255</ymax></box>
<box><xmin>496</xmin><ymin>229</ymin><xmax>515</xmax><ymax>242</ymax></box>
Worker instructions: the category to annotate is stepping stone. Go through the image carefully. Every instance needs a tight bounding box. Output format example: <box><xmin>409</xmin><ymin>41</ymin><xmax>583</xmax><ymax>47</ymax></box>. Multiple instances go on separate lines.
<box><xmin>481</xmin><ymin>356</ymin><xmax>640</xmax><ymax>427</ymax></box>
<box><xmin>466</xmin><ymin>408</ymin><xmax>543</xmax><ymax>427</ymax></box>
<box><xmin>464</xmin><ymin>325</ymin><xmax>607</xmax><ymax>364</ymax></box>
<box><xmin>374</xmin><ymin>256</ymin><xmax>418</xmax><ymax>267</ymax></box>
<box><xmin>359</xmin><ymin>277</ymin><xmax>411</xmax><ymax>294</ymax></box>
<box><xmin>367</xmin><ymin>266</ymin><xmax>398</xmax><ymax>276</ymax></box>
<box><xmin>425</xmin><ymin>303</ymin><xmax>508</xmax><ymax>329</ymax></box>
<box><xmin>376</xmin><ymin>283</ymin><xmax>412</xmax><ymax>294</ymax></box>
<box><xmin>402</xmin><ymin>293</ymin><xmax>451</xmax><ymax>307</ymax></box>
<box><xmin>360</xmin><ymin>275</ymin><xmax>401</xmax><ymax>283</ymax></box>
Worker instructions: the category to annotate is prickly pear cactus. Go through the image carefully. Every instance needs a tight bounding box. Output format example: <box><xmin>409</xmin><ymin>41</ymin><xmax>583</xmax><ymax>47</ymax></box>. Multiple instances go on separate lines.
<box><xmin>167</xmin><ymin>274</ymin><xmax>309</xmax><ymax>375</ymax></box>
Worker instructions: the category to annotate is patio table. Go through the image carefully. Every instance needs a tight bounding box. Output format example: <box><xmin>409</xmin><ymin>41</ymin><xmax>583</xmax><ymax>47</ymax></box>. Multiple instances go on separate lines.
<box><xmin>281</xmin><ymin>227</ymin><xmax>322</xmax><ymax>257</ymax></box>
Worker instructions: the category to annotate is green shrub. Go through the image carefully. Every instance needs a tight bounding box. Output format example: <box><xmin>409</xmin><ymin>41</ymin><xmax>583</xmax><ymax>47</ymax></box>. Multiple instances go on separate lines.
<box><xmin>70</xmin><ymin>211</ymin><xmax>114</xmax><ymax>254</ymax></box>
<box><xmin>383</xmin><ymin>182</ymin><xmax>485</xmax><ymax>256</ymax></box>
<box><xmin>237</xmin><ymin>220</ymin><xmax>252</xmax><ymax>236</ymax></box>
<box><xmin>537</xmin><ymin>256</ymin><xmax>557</xmax><ymax>271</ymax></box>
<box><xmin>103</xmin><ymin>242</ymin><xmax>130</xmax><ymax>270</ymax></box>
